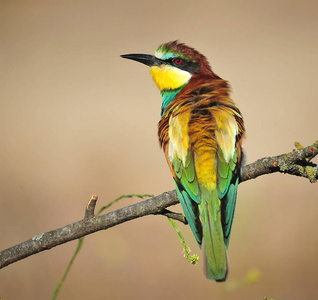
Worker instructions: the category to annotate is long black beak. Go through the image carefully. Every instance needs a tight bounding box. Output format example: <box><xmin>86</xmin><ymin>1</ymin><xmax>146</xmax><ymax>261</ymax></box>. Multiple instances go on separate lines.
<box><xmin>120</xmin><ymin>54</ymin><xmax>162</xmax><ymax>67</ymax></box>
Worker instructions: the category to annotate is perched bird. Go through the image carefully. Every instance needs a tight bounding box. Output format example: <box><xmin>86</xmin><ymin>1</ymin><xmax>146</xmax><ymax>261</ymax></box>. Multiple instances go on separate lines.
<box><xmin>121</xmin><ymin>41</ymin><xmax>245</xmax><ymax>281</ymax></box>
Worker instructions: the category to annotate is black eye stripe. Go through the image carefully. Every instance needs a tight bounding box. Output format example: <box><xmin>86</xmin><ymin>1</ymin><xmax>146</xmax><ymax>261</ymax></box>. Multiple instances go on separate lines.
<box><xmin>163</xmin><ymin>57</ymin><xmax>200</xmax><ymax>74</ymax></box>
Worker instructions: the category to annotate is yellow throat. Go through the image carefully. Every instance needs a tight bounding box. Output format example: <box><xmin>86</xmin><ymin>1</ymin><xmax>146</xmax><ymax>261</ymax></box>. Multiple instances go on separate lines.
<box><xmin>150</xmin><ymin>65</ymin><xmax>192</xmax><ymax>91</ymax></box>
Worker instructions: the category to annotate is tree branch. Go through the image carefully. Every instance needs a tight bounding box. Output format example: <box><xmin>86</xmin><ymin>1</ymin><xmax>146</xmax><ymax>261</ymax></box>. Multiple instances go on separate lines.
<box><xmin>240</xmin><ymin>140</ymin><xmax>318</xmax><ymax>183</ymax></box>
<box><xmin>0</xmin><ymin>141</ymin><xmax>317</xmax><ymax>270</ymax></box>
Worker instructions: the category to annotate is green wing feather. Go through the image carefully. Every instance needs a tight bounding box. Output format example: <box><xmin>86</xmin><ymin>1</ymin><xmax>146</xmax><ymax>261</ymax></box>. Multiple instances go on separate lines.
<box><xmin>173</xmin><ymin>150</ymin><xmax>202</xmax><ymax>245</ymax></box>
<box><xmin>223</xmin><ymin>177</ymin><xmax>239</xmax><ymax>247</ymax></box>
<box><xmin>217</xmin><ymin>146</ymin><xmax>239</xmax><ymax>248</ymax></box>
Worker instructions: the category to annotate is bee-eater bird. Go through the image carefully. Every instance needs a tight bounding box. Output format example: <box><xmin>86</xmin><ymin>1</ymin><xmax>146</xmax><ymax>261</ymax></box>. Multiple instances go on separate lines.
<box><xmin>121</xmin><ymin>41</ymin><xmax>245</xmax><ymax>281</ymax></box>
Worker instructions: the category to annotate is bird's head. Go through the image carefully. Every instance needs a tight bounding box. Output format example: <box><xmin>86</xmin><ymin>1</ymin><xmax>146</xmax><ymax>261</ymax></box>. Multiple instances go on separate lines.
<box><xmin>121</xmin><ymin>41</ymin><xmax>217</xmax><ymax>92</ymax></box>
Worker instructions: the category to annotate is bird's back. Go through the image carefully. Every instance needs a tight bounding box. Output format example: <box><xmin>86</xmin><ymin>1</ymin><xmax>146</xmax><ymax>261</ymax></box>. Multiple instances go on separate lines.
<box><xmin>159</xmin><ymin>76</ymin><xmax>244</xmax><ymax>281</ymax></box>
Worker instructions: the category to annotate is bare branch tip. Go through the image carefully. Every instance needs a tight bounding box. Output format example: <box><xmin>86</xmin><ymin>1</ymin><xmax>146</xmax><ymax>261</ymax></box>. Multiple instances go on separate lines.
<box><xmin>84</xmin><ymin>195</ymin><xmax>98</xmax><ymax>219</ymax></box>
<box><xmin>91</xmin><ymin>195</ymin><xmax>98</xmax><ymax>201</ymax></box>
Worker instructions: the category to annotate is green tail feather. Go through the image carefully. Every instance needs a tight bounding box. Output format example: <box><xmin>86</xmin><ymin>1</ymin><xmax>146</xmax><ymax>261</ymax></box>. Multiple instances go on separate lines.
<box><xmin>199</xmin><ymin>187</ymin><xmax>228</xmax><ymax>281</ymax></box>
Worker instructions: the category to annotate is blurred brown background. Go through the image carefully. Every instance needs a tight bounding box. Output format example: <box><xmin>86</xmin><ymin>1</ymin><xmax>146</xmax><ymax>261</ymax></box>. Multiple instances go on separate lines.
<box><xmin>1</xmin><ymin>1</ymin><xmax>317</xmax><ymax>299</ymax></box>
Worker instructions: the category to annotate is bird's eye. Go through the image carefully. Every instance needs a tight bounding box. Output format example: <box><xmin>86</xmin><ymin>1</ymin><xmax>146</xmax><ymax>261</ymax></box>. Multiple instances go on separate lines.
<box><xmin>173</xmin><ymin>58</ymin><xmax>183</xmax><ymax>65</ymax></box>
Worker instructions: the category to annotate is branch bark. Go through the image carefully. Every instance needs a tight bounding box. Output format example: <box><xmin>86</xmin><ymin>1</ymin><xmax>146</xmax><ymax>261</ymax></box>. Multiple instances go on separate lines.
<box><xmin>0</xmin><ymin>141</ymin><xmax>317</xmax><ymax>270</ymax></box>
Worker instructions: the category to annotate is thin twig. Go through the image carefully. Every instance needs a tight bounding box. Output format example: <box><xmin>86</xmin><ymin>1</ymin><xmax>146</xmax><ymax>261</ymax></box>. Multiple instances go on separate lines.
<box><xmin>157</xmin><ymin>209</ymin><xmax>188</xmax><ymax>224</ymax></box>
<box><xmin>52</xmin><ymin>237</ymin><xmax>84</xmax><ymax>300</ymax></box>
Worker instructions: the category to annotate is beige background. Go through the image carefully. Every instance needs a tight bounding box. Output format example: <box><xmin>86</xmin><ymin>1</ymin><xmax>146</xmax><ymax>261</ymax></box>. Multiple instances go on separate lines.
<box><xmin>1</xmin><ymin>1</ymin><xmax>318</xmax><ymax>299</ymax></box>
